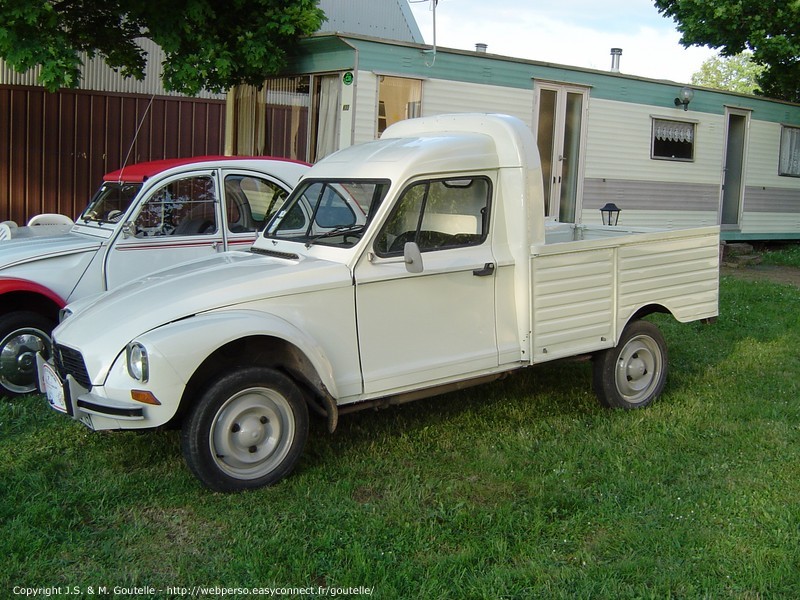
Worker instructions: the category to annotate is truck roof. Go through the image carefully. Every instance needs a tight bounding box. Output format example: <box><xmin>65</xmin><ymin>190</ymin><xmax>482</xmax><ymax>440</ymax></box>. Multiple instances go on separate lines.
<box><xmin>104</xmin><ymin>156</ymin><xmax>309</xmax><ymax>183</ymax></box>
<box><xmin>307</xmin><ymin>113</ymin><xmax>539</xmax><ymax>183</ymax></box>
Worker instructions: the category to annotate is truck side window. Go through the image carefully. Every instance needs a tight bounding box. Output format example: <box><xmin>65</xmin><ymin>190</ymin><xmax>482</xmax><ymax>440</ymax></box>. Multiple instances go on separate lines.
<box><xmin>375</xmin><ymin>177</ymin><xmax>491</xmax><ymax>256</ymax></box>
<box><xmin>135</xmin><ymin>176</ymin><xmax>218</xmax><ymax>237</ymax></box>
<box><xmin>224</xmin><ymin>175</ymin><xmax>288</xmax><ymax>233</ymax></box>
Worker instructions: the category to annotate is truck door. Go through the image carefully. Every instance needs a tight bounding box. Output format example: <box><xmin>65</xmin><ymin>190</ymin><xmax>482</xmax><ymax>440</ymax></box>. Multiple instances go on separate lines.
<box><xmin>354</xmin><ymin>176</ymin><xmax>498</xmax><ymax>395</ymax></box>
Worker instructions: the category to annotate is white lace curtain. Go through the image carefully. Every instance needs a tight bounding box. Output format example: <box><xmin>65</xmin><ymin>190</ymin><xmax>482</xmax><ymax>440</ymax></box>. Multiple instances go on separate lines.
<box><xmin>779</xmin><ymin>126</ymin><xmax>800</xmax><ymax>176</ymax></box>
<box><xmin>654</xmin><ymin>119</ymin><xmax>694</xmax><ymax>143</ymax></box>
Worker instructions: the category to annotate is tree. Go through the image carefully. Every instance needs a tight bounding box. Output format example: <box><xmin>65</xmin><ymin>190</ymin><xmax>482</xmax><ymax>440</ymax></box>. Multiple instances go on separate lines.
<box><xmin>691</xmin><ymin>52</ymin><xmax>766</xmax><ymax>95</ymax></box>
<box><xmin>0</xmin><ymin>0</ymin><xmax>325</xmax><ymax>95</ymax></box>
<box><xmin>654</xmin><ymin>0</ymin><xmax>800</xmax><ymax>102</ymax></box>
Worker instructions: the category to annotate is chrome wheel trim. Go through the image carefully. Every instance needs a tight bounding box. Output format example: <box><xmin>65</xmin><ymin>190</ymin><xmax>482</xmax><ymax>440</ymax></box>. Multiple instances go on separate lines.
<box><xmin>0</xmin><ymin>327</ymin><xmax>50</xmax><ymax>394</ymax></box>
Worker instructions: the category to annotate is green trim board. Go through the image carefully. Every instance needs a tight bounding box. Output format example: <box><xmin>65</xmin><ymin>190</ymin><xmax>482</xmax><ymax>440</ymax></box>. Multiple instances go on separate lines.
<box><xmin>721</xmin><ymin>232</ymin><xmax>800</xmax><ymax>241</ymax></box>
<box><xmin>288</xmin><ymin>34</ymin><xmax>800</xmax><ymax>126</ymax></box>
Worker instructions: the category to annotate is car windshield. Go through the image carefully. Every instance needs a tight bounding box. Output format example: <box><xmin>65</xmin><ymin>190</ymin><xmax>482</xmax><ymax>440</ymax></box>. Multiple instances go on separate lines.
<box><xmin>264</xmin><ymin>180</ymin><xmax>390</xmax><ymax>248</ymax></box>
<box><xmin>79</xmin><ymin>182</ymin><xmax>142</xmax><ymax>224</ymax></box>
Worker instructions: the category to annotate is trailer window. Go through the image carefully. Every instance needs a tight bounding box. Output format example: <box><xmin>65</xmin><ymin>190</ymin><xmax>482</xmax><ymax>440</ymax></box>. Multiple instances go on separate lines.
<box><xmin>779</xmin><ymin>125</ymin><xmax>800</xmax><ymax>177</ymax></box>
<box><xmin>652</xmin><ymin>118</ymin><xmax>695</xmax><ymax>161</ymax></box>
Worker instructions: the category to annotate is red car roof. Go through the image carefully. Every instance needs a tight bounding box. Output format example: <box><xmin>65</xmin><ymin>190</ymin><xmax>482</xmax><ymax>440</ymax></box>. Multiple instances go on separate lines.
<box><xmin>103</xmin><ymin>156</ymin><xmax>308</xmax><ymax>183</ymax></box>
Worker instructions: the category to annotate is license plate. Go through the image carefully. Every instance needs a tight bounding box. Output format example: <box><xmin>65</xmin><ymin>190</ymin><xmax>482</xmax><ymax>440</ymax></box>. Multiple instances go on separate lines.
<box><xmin>42</xmin><ymin>362</ymin><xmax>67</xmax><ymax>413</ymax></box>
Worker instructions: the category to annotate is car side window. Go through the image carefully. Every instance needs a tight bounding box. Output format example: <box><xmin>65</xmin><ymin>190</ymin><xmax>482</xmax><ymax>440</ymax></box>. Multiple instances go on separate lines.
<box><xmin>224</xmin><ymin>175</ymin><xmax>289</xmax><ymax>233</ymax></box>
<box><xmin>374</xmin><ymin>177</ymin><xmax>491</xmax><ymax>256</ymax></box>
<box><xmin>134</xmin><ymin>176</ymin><xmax>218</xmax><ymax>237</ymax></box>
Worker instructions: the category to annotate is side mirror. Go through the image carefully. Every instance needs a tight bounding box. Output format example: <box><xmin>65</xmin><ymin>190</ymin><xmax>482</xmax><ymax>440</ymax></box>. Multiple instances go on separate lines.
<box><xmin>403</xmin><ymin>241</ymin><xmax>423</xmax><ymax>274</ymax></box>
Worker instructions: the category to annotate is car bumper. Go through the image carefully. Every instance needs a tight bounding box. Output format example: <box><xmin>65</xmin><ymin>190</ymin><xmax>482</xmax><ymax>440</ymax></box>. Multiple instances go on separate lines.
<box><xmin>38</xmin><ymin>352</ymin><xmax>147</xmax><ymax>430</ymax></box>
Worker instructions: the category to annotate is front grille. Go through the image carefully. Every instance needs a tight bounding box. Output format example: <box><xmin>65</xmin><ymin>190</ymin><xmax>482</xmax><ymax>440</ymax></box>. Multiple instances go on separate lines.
<box><xmin>54</xmin><ymin>344</ymin><xmax>92</xmax><ymax>390</ymax></box>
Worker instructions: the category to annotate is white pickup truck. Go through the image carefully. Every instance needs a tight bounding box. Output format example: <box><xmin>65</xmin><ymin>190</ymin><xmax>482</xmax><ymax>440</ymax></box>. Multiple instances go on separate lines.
<box><xmin>40</xmin><ymin>114</ymin><xmax>719</xmax><ymax>492</ymax></box>
<box><xmin>0</xmin><ymin>156</ymin><xmax>308</xmax><ymax>396</ymax></box>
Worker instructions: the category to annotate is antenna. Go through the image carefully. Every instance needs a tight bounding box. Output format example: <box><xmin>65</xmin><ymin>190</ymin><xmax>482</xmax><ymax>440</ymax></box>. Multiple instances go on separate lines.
<box><xmin>117</xmin><ymin>93</ymin><xmax>155</xmax><ymax>182</ymax></box>
<box><xmin>423</xmin><ymin>0</ymin><xmax>437</xmax><ymax>67</ymax></box>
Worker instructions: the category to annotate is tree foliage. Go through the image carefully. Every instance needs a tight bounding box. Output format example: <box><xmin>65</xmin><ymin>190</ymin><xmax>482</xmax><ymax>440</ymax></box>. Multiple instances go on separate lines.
<box><xmin>0</xmin><ymin>0</ymin><xmax>325</xmax><ymax>95</ymax></box>
<box><xmin>691</xmin><ymin>52</ymin><xmax>766</xmax><ymax>95</ymax></box>
<box><xmin>654</xmin><ymin>0</ymin><xmax>800</xmax><ymax>102</ymax></box>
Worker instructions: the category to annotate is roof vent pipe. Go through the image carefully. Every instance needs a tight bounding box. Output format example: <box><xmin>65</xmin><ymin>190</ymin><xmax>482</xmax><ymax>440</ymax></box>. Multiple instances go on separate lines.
<box><xmin>475</xmin><ymin>43</ymin><xmax>488</xmax><ymax>53</ymax></box>
<box><xmin>610</xmin><ymin>48</ymin><xmax>622</xmax><ymax>73</ymax></box>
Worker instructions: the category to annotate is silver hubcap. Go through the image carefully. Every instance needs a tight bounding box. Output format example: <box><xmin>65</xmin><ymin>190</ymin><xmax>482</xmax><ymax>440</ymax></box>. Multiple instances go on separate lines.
<box><xmin>0</xmin><ymin>328</ymin><xmax>50</xmax><ymax>394</ymax></box>
<box><xmin>210</xmin><ymin>387</ymin><xmax>295</xmax><ymax>480</ymax></box>
<box><xmin>615</xmin><ymin>334</ymin><xmax>662</xmax><ymax>405</ymax></box>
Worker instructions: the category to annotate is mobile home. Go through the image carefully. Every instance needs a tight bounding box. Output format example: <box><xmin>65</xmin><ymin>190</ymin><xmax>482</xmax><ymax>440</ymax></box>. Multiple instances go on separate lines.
<box><xmin>226</xmin><ymin>33</ymin><xmax>800</xmax><ymax>241</ymax></box>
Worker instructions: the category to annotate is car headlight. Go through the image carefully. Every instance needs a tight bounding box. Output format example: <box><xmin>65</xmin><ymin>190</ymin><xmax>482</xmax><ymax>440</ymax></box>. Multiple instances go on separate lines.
<box><xmin>126</xmin><ymin>342</ymin><xmax>149</xmax><ymax>382</ymax></box>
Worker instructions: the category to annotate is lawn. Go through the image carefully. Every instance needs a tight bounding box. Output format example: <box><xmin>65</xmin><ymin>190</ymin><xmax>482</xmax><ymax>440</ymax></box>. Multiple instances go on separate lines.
<box><xmin>2</xmin><ymin>272</ymin><xmax>799</xmax><ymax>598</ymax></box>
<box><xmin>760</xmin><ymin>241</ymin><xmax>800</xmax><ymax>267</ymax></box>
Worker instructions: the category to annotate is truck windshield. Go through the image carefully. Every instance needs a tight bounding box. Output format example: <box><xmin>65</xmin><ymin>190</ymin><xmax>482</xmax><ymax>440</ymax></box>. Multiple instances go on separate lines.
<box><xmin>264</xmin><ymin>180</ymin><xmax>390</xmax><ymax>248</ymax></box>
<box><xmin>79</xmin><ymin>182</ymin><xmax>142</xmax><ymax>224</ymax></box>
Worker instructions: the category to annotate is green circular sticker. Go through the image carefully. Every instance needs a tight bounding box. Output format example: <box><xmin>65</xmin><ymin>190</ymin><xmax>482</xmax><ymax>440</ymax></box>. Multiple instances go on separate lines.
<box><xmin>343</xmin><ymin>72</ymin><xmax>354</xmax><ymax>85</ymax></box>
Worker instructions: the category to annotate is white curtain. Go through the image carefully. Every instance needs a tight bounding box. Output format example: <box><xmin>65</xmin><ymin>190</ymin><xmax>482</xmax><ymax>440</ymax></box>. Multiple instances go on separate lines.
<box><xmin>779</xmin><ymin>126</ymin><xmax>800</xmax><ymax>176</ymax></box>
<box><xmin>654</xmin><ymin>119</ymin><xmax>694</xmax><ymax>143</ymax></box>
<box><xmin>315</xmin><ymin>75</ymin><xmax>340</xmax><ymax>161</ymax></box>
<box><xmin>234</xmin><ymin>85</ymin><xmax>266</xmax><ymax>155</ymax></box>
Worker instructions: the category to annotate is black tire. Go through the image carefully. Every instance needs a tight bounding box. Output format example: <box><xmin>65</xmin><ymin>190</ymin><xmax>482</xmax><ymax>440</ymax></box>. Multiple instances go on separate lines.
<box><xmin>0</xmin><ymin>311</ymin><xmax>54</xmax><ymax>398</ymax></box>
<box><xmin>592</xmin><ymin>320</ymin><xmax>668</xmax><ymax>409</ymax></box>
<box><xmin>181</xmin><ymin>367</ymin><xmax>309</xmax><ymax>492</ymax></box>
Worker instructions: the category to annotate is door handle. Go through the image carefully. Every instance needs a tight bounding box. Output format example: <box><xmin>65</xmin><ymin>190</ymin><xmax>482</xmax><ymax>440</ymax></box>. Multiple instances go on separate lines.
<box><xmin>473</xmin><ymin>262</ymin><xmax>495</xmax><ymax>277</ymax></box>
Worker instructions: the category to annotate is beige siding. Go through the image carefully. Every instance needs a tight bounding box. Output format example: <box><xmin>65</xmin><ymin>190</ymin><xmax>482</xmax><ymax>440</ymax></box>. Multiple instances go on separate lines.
<box><xmin>353</xmin><ymin>72</ymin><xmax>380</xmax><ymax>144</ymax></box>
<box><xmin>742</xmin><ymin>211</ymin><xmax>800</xmax><ymax>234</ymax></box>
<box><xmin>585</xmin><ymin>99</ymin><xmax>724</xmax><ymax>185</ymax></box>
<box><xmin>423</xmin><ymin>79</ymin><xmax>533</xmax><ymax>127</ymax></box>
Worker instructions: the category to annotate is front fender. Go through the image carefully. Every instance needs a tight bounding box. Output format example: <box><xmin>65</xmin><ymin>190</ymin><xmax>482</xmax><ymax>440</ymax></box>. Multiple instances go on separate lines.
<box><xmin>117</xmin><ymin>308</ymin><xmax>340</xmax><ymax>399</ymax></box>
<box><xmin>0</xmin><ymin>277</ymin><xmax>66</xmax><ymax>307</ymax></box>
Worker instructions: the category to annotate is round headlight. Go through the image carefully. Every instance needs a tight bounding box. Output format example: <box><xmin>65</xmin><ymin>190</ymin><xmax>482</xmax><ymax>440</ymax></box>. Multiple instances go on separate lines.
<box><xmin>126</xmin><ymin>342</ymin><xmax>149</xmax><ymax>382</ymax></box>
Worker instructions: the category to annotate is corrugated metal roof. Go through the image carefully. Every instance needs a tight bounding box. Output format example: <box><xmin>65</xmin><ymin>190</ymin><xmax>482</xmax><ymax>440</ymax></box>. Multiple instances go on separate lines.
<box><xmin>317</xmin><ymin>0</ymin><xmax>423</xmax><ymax>43</ymax></box>
<box><xmin>0</xmin><ymin>38</ymin><xmax>223</xmax><ymax>99</ymax></box>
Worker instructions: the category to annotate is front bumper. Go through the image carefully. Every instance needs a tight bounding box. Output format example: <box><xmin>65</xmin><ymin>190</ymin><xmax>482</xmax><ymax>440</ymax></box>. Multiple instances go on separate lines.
<box><xmin>37</xmin><ymin>352</ymin><xmax>145</xmax><ymax>430</ymax></box>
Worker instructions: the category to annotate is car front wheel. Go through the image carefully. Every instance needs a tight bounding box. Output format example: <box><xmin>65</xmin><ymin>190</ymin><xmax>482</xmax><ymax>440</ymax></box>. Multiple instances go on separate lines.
<box><xmin>0</xmin><ymin>311</ymin><xmax>54</xmax><ymax>398</ymax></box>
<box><xmin>181</xmin><ymin>367</ymin><xmax>309</xmax><ymax>492</ymax></box>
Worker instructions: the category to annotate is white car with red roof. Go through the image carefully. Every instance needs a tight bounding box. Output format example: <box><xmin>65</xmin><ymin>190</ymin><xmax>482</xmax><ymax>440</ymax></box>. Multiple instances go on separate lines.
<box><xmin>0</xmin><ymin>156</ymin><xmax>308</xmax><ymax>397</ymax></box>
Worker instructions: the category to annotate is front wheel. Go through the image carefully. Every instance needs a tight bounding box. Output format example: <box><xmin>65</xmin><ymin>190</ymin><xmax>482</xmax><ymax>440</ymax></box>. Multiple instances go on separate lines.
<box><xmin>592</xmin><ymin>320</ymin><xmax>668</xmax><ymax>409</ymax></box>
<box><xmin>0</xmin><ymin>311</ymin><xmax>55</xmax><ymax>398</ymax></box>
<box><xmin>181</xmin><ymin>367</ymin><xmax>309</xmax><ymax>492</ymax></box>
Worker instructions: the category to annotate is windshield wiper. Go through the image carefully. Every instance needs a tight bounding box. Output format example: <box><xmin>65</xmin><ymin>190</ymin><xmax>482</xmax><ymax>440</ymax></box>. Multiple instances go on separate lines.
<box><xmin>304</xmin><ymin>225</ymin><xmax>364</xmax><ymax>248</ymax></box>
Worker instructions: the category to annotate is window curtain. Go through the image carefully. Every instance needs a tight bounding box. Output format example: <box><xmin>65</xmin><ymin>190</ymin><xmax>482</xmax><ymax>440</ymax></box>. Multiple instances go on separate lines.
<box><xmin>234</xmin><ymin>85</ymin><xmax>266</xmax><ymax>155</ymax></box>
<box><xmin>315</xmin><ymin>75</ymin><xmax>340</xmax><ymax>161</ymax></box>
<box><xmin>779</xmin><ymin>126</ymin><xmax>800</xmax><ymax>176</ymax></box>
<box><xmin>654</xmin><ymin>119</ymin><xmax>694</xmax><ymax>143</ymax></box>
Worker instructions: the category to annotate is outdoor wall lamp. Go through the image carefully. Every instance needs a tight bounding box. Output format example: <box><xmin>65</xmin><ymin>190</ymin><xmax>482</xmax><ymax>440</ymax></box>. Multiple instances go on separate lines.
<box><xmin>600</xmin><ymin>202</ymin><xmax>621</xmax><ymax>226</ymax></box>
<box><xmin>674</xmin><ymin>86</ymin><xmax>694</xmax><ymax>111</ymax></box>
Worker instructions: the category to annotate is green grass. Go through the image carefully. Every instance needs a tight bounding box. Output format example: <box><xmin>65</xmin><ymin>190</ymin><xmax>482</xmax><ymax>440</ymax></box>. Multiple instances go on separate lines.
<box><xmin>2</xmin><ymin>275</ymin><xmax>799</xmax><ymax>599</ymax></box>
<box><xmin>759</xmin><ymin>241</ymin><xmax>800</xmax><ymax>267</ymax></box>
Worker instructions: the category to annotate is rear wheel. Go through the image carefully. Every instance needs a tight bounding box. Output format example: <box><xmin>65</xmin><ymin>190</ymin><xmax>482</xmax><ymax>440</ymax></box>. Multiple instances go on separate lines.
<box><xmin>0</xmin><ymin>311</ymin><xmax>54</xmax><ymax>398</ymax></box>
<box><xmin>592</xmin><ymin>320</ymin><xmax>668</xmax><ymax>409</ymax></box>
<box><xmin>181</xmin><ymin>367</ymin><xmax>309</xmax><ymax>492</ymax></box>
